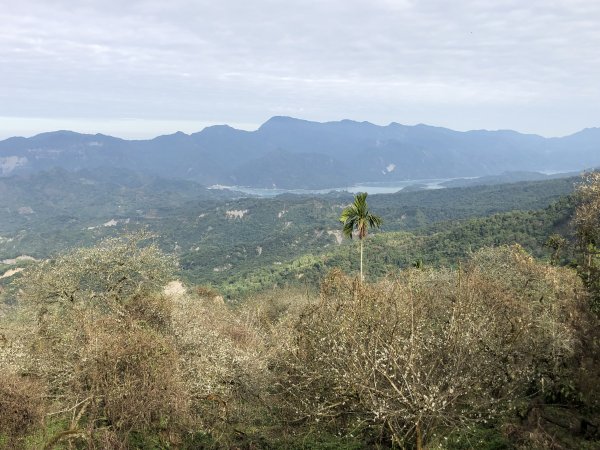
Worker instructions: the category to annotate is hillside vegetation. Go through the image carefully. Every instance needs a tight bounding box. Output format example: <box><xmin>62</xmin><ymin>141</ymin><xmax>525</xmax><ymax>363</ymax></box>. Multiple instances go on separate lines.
<box><xmin>0</xmin><ymin>171</ymin><xmax>577</xmax><ymax>295</ymax></box>
<box><xmin>0</xmin><ymin>173</ymin><xmax>599</xmax><ymax>449</ymax></box>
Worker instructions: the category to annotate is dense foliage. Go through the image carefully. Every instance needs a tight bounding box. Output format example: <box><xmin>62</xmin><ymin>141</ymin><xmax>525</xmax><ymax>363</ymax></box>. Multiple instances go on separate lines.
<box><xmin>208</xmin><ymin>195</ymin><xmax>575</xmax><ymax>297</ymax></box>
<box><xmin>274</xmin><ymin>247</ymin><xmax>589</xmax><ymax>448</ymax></box>
<box><xmin>2</xmin><ymin>237</ymin><xmax>599</xmax><ymax>448</ymax></box>
<box><xmin>0</xmin><ymin>171</ymin><xmax>575</xmax><ymax>273</ymax></box>
<box><xmin>574</xmin><ymin>172</ymin><xmax>600</xmax><ymax>310</ymax></box>
<box><xmin>1</xmin><ymin>173</ymin><xmax>599</xmax><ymax>448</ymax></box>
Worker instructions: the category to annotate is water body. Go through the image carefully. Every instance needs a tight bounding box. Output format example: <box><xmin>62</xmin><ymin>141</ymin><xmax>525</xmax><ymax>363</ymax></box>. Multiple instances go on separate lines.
<box><xmin>209</xmin><ymin>178</ymin><xmax>457</xmax><ymax>198</ymax></box>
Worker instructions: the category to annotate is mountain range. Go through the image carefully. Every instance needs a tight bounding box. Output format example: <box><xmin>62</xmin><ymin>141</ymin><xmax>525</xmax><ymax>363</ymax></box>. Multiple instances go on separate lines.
<box><xmin>1</xmin><ymin>117</ymin><xmax>599</xmax><ymax>189</ymax></box>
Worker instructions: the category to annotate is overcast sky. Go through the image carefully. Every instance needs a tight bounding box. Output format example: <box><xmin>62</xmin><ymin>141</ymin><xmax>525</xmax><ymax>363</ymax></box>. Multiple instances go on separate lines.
<box><xmin>1</xmin><ymin>0</ymin><xmax>599</xmax><ymax>139</ymax></box>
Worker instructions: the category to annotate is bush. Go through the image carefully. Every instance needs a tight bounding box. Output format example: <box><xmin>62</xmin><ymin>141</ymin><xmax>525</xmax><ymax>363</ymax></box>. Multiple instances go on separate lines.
<box><xmin>573</xmin><ymin>171</ymin><xmax>600</xmax><ymax>310</ymax></box>
<box><xmin>0</xmin><ymin>373</ymin><xmax>45</xmax><ymax>448</ymax></box>
<box><xmin>8</xmin><ymin>232</ymin><xmax>285</xmax><ymax>448</ymax></box>
<box><xmin>274</xmin><ymin>246</ymin><xmax>586</xmax><ymax>448</ymax></box>
<box><xmin>78</xmin><ymin>319</ymin><xmax>188</xmax><ymax>438</ymax></box>
<box><xmin>16</xmin><ymin>232</ymin><xmax>190</xmax><ymax>448</ymax></box>
<box><xmin>172</xmin><ymin>289</ymin><xmax>272</xmax><ymax>433</ymax></box>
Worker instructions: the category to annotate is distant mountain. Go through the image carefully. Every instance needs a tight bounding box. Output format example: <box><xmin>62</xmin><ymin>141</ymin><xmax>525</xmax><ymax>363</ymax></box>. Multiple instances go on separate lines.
<box><xmin>1</xmin><ymin>117</ymin><xmax>599</xmax><ymax>188</ymax></box>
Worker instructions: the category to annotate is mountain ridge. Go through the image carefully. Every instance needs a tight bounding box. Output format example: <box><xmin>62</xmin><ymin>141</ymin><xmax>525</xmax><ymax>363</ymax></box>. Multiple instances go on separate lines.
<box><xmin>1</xmin><ymin>117</ymin><xmax>598</xmax><ymax>188</ymax></box>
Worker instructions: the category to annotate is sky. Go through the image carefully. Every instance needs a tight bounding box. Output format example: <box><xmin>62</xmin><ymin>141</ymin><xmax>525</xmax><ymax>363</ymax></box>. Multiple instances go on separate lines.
<box><xmin>1</xmin><ymin>0</ymin><xmax>599</xmax><ymax>139</ymax></box>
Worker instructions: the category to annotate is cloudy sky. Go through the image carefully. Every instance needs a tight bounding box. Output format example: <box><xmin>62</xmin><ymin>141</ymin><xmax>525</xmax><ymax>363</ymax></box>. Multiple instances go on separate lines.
<box><xmin>1</xmin><ymin>0</ymin><xmax>599</xmax><ymax>139</ymax></box>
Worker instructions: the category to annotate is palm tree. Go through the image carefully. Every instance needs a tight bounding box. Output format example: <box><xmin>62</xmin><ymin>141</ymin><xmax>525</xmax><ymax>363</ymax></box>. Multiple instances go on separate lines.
<box><xmin>339</xmin><ymin>192</ymin><xmax>382</xmax><ymax>281</ymax></box>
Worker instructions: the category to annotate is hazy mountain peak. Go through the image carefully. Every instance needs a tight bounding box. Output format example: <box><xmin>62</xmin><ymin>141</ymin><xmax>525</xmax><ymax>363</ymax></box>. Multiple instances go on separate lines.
<box><xmin>258</xmin><ymin>116</ymin><xmax>309</xmax><ymax>130</ymax></box>
<box><xmin>572</xmin><ymin>127</ymin><xmax>600</xmax><ymax>135</ymax></box>
<box><xmin>194</xmin><ymin>124</ymin><xmax>237</xmax><ymax>136</ymax></box>
<box><xmin>34</xmin><ymin>130</ymin><xmax>84</xmax><ymax>139</ymax></box>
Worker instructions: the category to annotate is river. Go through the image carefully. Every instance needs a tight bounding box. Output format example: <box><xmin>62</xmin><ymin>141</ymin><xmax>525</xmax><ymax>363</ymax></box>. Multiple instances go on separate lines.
<box><xmin>208</xmin><ymin>178</ymin><xmax>459</xmax><ymax>197</ymax></box>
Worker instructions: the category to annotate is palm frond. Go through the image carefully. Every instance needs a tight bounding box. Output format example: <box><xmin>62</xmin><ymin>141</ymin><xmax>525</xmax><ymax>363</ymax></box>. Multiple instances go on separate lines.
<box><xmin>338</xmin><ymin>192</ymin><xmax>383</xmax><ymax>241</ymax></box>
<box><xmin>342</xmin><ymin>221</ymin><xmax>355</xmax><ymax>238</ymax></box>
<box><xmin>368</xmin><ymin>214</ymin><xmax>383</xmax><ymax>229</ymax></box>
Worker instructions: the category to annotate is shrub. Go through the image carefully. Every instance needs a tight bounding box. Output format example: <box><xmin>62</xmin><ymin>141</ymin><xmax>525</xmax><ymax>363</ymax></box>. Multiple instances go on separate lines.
<box><xmin>172</xmin><ymin>290</ymin><xmax>271</xmax><ymax>433</ymax></box>
<box><xmin>78</xmin><ymin>319</ymin><xmax>188</xmax><ymax>437</ymax></box>
<box><xmin>16</xmin><ymin>232</ymin><xmax>189</xmax><ymax>448</ymax></box>
<box><xmin>573</xmin><ymin>171</ymin><xmax>600</xmax><ymax>310</ymax></box>
<box><xmin>0</xmin><ymin>373</ymin><xmax>45</xmax><ymax>448</ymax></box>
<box><xmin>275</xmin><ymin>246</ymin><xmax>586</xmax><ymax>448</ymax></box>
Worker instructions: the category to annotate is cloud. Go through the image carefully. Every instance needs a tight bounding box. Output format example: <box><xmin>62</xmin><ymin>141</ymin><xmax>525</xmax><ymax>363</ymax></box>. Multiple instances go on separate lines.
<box><xmin>1</xmin><ymin>0</ymin><xmax>599</xmax><ymax>137</ymax></box>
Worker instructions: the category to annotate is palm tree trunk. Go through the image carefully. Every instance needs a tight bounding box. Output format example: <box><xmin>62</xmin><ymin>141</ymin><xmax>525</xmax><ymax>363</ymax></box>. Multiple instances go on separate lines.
<box><xmin>360</xmin><ymin>239</ymin><xmax>364</xmax><ymax>282</ymax></box>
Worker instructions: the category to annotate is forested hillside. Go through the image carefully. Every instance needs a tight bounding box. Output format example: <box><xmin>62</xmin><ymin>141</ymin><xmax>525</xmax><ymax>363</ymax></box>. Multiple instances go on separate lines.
<box><xmin>1</xmin><ymin>173</ymin><xmax>599</xmax><ymax>449</ymax></box>
<box><xmin>0</xmin><ymin>172</ymin><xmax>577</xmax><ymax>293</ymax></box>
<box><xmin>209</xmin><ymin>195</ymin><xmax>575</xmax><ymax>297</ymax></box>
